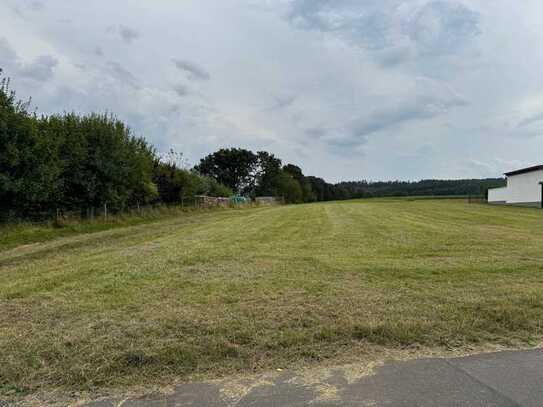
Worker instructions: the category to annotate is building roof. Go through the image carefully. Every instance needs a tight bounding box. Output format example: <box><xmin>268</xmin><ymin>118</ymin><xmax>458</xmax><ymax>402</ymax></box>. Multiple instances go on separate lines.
<box><xmin>505</xmin><ymin>165</ymin><xmax>543</xmax><ymax>177</ymax></box>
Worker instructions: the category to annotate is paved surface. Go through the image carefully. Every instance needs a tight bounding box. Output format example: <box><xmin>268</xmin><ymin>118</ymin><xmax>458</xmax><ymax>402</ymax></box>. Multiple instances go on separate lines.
<box><xmin>80</xmin><ymin>349</ymin><xmax>543</xmax><ymax>406</ymax></box>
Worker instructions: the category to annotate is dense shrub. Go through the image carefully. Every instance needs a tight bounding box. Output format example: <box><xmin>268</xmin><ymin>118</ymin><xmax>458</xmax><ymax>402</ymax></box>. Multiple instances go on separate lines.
<box><xmin>0</xmin><ymin>73</ymin><xmax>231</xmax><ymax>221</ymax></box>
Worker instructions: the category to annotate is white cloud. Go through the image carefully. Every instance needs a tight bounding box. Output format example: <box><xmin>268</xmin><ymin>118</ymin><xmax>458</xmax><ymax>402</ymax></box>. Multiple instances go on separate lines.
<box><xmin>0</xmin><ymin>37</ymin><xmax>58</xmax><ymax>82</ymax></box>
<box><xmin>19</xmin><ymin>55</ymin><xmax>58</xmax><ymax>81</ymax></box>
<box><xmin>107</xmin><ymin>61</ymin><xmax>139</xmax><ymax>89</ymax></box>
<box><xmin>0</xmin><ymin>0</ymin><xmax>542</xmax><ymax>181</ymax></box>
<box><xmin>172</xmin><ymin>59</ymin><xmax>211</xmax><ymax>81</ymax></box>
<box><xmin>119</xmin><ymin>25</ymin><xmax>140</xmax><ymax>44</ymax></box>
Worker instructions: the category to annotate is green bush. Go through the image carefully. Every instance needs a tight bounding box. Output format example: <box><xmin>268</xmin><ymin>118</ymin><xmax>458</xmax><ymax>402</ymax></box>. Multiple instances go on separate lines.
<box><xmin>0</xmin><ymin>72</ymin><xmax>232</xmax><ymax>221</ymax></box>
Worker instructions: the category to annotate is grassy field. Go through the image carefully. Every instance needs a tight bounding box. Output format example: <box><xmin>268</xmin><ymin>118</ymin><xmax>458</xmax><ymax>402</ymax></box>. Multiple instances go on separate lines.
<box><xmin>2</xmin><ymin>199</ymin><xmax>543</xmax><ymax>399</ymax></box>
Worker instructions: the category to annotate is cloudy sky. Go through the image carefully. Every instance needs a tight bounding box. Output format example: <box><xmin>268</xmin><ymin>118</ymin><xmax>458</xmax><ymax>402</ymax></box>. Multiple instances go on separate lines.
<box><xmin>1</xmin><ymin>0</ymin><xmax>542</xmax><ymax>182</ymax></box>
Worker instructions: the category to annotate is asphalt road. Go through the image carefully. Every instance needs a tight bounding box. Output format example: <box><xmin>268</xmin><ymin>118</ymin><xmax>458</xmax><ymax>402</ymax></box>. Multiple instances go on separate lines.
<box><xmin>85</xmin><ymin>349</ymin><xmax>543</xmax><ymax>406</ymax></box>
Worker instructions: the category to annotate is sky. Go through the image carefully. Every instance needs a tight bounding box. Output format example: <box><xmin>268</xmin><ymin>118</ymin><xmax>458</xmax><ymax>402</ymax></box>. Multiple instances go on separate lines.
<box><xmin>1</xmin><ymin>0</ymin><xmax>543</xmax><ymax>182</ymax></box>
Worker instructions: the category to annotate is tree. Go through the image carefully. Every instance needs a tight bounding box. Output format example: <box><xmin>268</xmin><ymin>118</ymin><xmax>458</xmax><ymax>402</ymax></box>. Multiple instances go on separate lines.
<box><xmin>154</xmin><ymin>158</ymin><xmax>233</xmax><ymax>204</ymax></box>
<box><xmin>0</xmin><ymin>74</ymin><xmax>63</xmax><ymax>218</ymax></box>
<box><xmin>275</xmin><ymin>170</ymin><xmax>303</xmax><ymax>203</ymax></box>
<box><xmin>283</xmin><ymin>164</ymin><xmax>304</xmax><ymax>181</ymax></box>
<box><xmin>301</xmin><ymin>181</ymin><xmax>316</xmax><ymax>202</ymax></box>
<box><xmin>153</xmin><ymin>162</ymin><xmax>186</xmax><ymax>203</ymax></box>
<box><xmin>1</xmin><ymin>70</ymin><xmax>161</xmax><ymax>219</ymax></box>
<box><xmin>305</xmin><ymin>176</ymin><xmax>329</xmax><ymax>202</ymax></box>
<box><xmin>283</xmin><ymin>163</ymin><xmax>316</xmax><ymax>202</ymax></box>
<box><xmin>194</xmin><ymin>148</ymin><xmax>257</xmax><ymax>193</ymax></box>
<box><xmin>254</xmin><ymin>151</ymin><xmax>282</xmax><ymax>197</ymax></box>
<box><xmin>195</xmin><ymin>175</ymin><xmax>233</xmax><ymax>197</ymax></box>
<box><xmin>48</xmin><ymin>113</ymin><xmax>158</xmax><ymax>210</ymax></box>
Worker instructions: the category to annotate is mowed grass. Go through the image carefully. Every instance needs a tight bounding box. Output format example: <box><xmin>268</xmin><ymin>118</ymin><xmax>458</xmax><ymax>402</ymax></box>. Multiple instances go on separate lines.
<box><xmin>2</xmin><ymin>199</ymin><xmax>543</xmax><ymax>397</ymax></box>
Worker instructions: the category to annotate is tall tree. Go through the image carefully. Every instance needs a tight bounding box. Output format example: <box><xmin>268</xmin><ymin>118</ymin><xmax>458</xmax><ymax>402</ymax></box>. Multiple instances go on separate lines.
<box><xmin>194</xmin><ymin>148</ymin><xmax>257</xmax><ymax>193</ymax></box>
<box><xmin>254</xmin><ymin>151</ymin><xmax>282</xmax><ymax>196</ymax></box>
<box><xmin>283</xmin><ymin>163</ymin><xmax>314</xmax><ymax>202</ymax></box>
<box><xmin>0</xmin><ymin>74</ymin><xmax>63</xmax><ymax>218</ymax></box>
<box><xmin>275</xmin><ymin>170</ymin><xmax>303</xmax><ymax>203</ymax></box>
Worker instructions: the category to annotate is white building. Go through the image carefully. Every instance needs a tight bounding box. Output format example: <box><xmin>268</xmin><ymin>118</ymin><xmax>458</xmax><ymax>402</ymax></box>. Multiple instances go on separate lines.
<box><xmin>488</xmin><ymin>165</ymin><xmax>543</xmax><ymax>207</ymax></box>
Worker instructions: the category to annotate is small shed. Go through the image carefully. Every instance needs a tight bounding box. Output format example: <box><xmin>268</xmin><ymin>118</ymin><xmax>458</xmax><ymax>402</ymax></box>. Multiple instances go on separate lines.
<box><xmin>230</xmin><ymin>195</ymin><xmax>249</xmax><ymax>205</ymax></box>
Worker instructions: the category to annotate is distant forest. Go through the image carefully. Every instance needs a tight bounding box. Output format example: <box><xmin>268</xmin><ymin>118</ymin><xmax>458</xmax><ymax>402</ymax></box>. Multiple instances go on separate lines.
<box><xmin>335</xmin><ymin>179</ymin><xmax>506</xmax><ymax>200</ymax></box>
<box><xmin>0</xmin><ymin>71</ymin><xmax>505</xmax><ymax>221</ymax></box>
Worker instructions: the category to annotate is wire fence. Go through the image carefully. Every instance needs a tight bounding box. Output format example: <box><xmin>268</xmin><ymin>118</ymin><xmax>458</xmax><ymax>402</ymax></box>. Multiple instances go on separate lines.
<box><xmin>0</xmin><ymin>196</ymin><xmax>284</xmax><ymax>224</ymax></box>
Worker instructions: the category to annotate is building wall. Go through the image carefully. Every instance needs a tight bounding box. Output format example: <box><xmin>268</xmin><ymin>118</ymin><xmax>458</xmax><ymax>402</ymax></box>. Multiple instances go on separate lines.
<box><xmin>507</xmin><ymin>169</ymin><xmax>543</xmax><ymax>204</ymax></box>
<box><xmin>488</xmin><ymin>186</ymin><xmax>508</xmax><ymax>204</ymax></box>
<box><xmin>488</xmin><ymin>169</ymin><xmax>543</xmax><ymax>206</ymax></box>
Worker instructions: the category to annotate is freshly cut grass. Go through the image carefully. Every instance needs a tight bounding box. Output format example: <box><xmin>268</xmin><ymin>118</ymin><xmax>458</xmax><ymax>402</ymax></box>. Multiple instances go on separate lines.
<box><xmin>2</xmin><ymin>199</ymin><xmax>543</xmax><ymax>398</ymax></box>
<box><xmin>0</xmin><ymin>205</ymin><xmax>211</xmax><ymax>251</ymax></box>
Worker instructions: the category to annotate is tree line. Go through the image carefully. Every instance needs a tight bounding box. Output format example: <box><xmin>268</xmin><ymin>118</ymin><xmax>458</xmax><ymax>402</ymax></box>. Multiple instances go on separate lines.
<box><xmin>335</xmin><ymin>178</ymin><xmax>506</xmax><ymax>200</ymax></box>
<box><xmin>194</xmin><ymin>148</ymin><xmax>505</xmax><ymax>203</ymax></box>
<box><xmin>0</xmin><ymin>74</ymin><xmax>232</xmax><ymax>220</ymax></box>
<box><xmin>0</xmin><ymin>71</ymin><xmax>504</xmax><ymax>221</ymax></box>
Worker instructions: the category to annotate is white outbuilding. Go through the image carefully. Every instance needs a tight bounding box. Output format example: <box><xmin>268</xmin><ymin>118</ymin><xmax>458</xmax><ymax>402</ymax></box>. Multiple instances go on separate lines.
<box><xmin>488</xmin><ymin>165</ymin><xmax>543</xmax><ymax>207</ymax></box>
